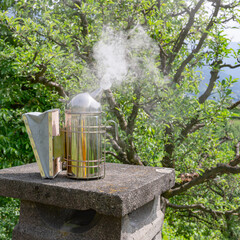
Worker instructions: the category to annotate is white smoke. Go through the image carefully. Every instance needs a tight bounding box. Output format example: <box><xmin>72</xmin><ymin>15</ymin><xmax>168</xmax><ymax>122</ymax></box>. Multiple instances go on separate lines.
<box><xmin>92</xmin><ymin>25</ymin><xmax>161</xmax><ymax>90</ymax></box>
<box><xmin>93</xmin><ymin>26</ymin><xmax>128</xmax><ymax>90</ymax></box>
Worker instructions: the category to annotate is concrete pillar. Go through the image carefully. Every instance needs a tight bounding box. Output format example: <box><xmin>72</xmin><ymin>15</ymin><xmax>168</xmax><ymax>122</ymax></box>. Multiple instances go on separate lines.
<box><xmin>0</xmin><ymin>163</ymin><xmax>174</xmax><ymax>240</ymax></box>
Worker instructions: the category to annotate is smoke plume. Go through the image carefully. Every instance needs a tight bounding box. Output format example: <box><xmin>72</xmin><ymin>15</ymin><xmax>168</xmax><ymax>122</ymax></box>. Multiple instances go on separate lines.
<box><xmin>92</xmin><ymin>25</ymin><xmax>161</xmax><ymax>90</ymax></box>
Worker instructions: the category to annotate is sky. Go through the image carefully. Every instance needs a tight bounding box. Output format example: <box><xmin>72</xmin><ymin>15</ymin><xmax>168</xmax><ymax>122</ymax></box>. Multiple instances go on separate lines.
<box><xmin>224</xmin><ymin>21</ymin><xmax>240</xmax><ymax>43</ymax></box>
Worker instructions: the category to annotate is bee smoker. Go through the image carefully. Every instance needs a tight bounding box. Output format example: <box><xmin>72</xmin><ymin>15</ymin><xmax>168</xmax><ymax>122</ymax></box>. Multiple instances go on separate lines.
<box><xmin>23</xmin><ymin>89</ymin><xmax>115</xmax><ymax>179</ymax></box>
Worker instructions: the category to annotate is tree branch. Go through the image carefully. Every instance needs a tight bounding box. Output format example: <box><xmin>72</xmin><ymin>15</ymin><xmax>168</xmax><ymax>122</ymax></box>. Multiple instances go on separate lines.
<box><xmin>172</xmin><ymin>0</ymin><xmax>221</xmax><ymax>84</ymax></box>
<box><xmin>35</xmin><ymin>29</ymin><xmax>67</xmax><ymax>47</ymax></box>
<box><xmin>167</xmin><ymin>201</ymin><xmax>223</xmax><ymax>217</ymax></box>
<box><xmin>219</xmin><ymin>1</ymin><xmax>240</xmax><ymax>9</ymax></box>
<box><xmin>220</xmin><ymin>63</ymin><xmax>240</xmax><ymax>69</ymax></box>
<box><xmin>127</xmin><ymin>84</ymin><xmax>141</xmax><ymax>136</ymax></box>
<box><xmin>207</xmin><ymin>181</ymin><xmax>224</xmax><ymax>197</ymax></box>
<box><xmin>105</xmin><ymin>88</ymin><xmax>143</xmax><ymax>165</ymax></box>
<box><xmin>179</xmin><ymin>115</ymin><xmax>200</xmax><ymax>141</ymax></box>
<box><xmin>106</xmin><ymin>133</ymin><xmax>129</xmax><ymax>164</ymax></box>
<box><xmin>29</xmin><ymin>75</ymin><xmax>67</xmax><ymax>98</ymax></box>
<box><xmin>163</xmin><ymin>163</ymin><xmax>240</xmax><ymax>198</ymax></box>
<box><xmin>104</xmin><ymin>89</ymin><xmax>128</xmax><ymax>131</ymax></box>
<box><xmin>29</xmin><ymin>51</ymin><xmax>39</xmax><ymax>65</ymax></box>
<box><xmin>219</xmin><ymin>136</ymin><xmax>232</xmax><ymax>145</ymax></box>
<box><xmin>170</xmin><ymin>10</ymin><xmax>187</xmax><ymax>17</ymax></box>
<box><xmin>225</xmin><ymin>207</ymin><xmax>240</xmax><ymax>216</ymax></box>
<box><xmin>28</xmin><ymin>64</ymin><xmax>67</xmax><ymax>98</ymax></box>
<box><xmin>105</xmin><ymin>151</ymin><xmax>122</xmax><ymax>161</ymax></box>
<box><xmin>227</xmin><ymin>100</ymin><xmax>240</xmax><ymax>110</ymax></box>
<box><xmin>198</xmin><ymin>67</ymin><xmax>220</xmax><ymax>104</ymax></box>
<box><xmin>189</xmin><ymin>123</ymin><xmax>205</xmax><ymax>133</ymax></box>
<box><xmin>167</xmin><ymin>200</ymin><xmax>240</xmax><ymax>218</ymax></box>
<box><xmin>63</xmin><ymin>0</ymin><xmax>89</xmax><ymax>37</ymax></box>
<box><xmin>162</xmin><ymin>123</ymin><xmax>175</xmax><ymax>168</ymax></box>
<box><xmin>43</xmin><ymin>80</ymin><xmax>68</xmax><ymax>98</ymax></box>
<box><xmin>229</xmin><ymin>142</ymin><xmax>240</xmax><ymax>166</ymax></box>
<box><xmin>167</xmin><ymin>0</ymin><xmax>205</xmax><ymax>72</ymax></box>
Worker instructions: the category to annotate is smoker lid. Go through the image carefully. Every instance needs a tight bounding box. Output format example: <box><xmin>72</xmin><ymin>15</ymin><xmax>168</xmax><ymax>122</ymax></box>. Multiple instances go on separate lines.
<box><xmin>67</xmin><ymin>92</ymin><xmax>102</xmax><ymax>113</ymax></box>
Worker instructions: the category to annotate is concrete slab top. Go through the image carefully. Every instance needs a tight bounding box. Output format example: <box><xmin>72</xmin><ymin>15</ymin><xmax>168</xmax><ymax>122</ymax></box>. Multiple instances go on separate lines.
<box><xmin>0</xmin><ymin>163</ymin><xmax>174</xmax><ymax>217</ymax></box>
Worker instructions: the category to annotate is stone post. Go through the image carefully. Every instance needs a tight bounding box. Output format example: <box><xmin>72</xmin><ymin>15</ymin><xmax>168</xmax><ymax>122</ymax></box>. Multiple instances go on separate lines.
<box><xmin>0</xmin><ymin>163</ymin><xmax>174</xmax><ymax>240</ymax></box>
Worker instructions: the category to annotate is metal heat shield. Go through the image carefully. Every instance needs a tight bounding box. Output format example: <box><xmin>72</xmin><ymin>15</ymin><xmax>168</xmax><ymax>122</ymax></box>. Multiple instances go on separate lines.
<box><xmin>23</xmin><ymin>109</ymin><xmax>63</xmax><ymax>178</ymax></box>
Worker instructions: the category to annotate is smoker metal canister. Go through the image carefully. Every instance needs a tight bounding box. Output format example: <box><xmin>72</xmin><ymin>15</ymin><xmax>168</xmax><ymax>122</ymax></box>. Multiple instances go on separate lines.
<box><xmin>65</xmin><ymin>92</ymin><xmax>105</xmax><ymax>179</ymax></box>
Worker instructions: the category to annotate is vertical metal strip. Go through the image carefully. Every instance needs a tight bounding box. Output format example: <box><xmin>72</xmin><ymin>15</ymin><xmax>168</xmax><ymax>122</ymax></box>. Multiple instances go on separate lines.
<box><xmin>22</xmin><ymin>115</ymin><xmax>45</xmax><ymax>177</ymax></box>
<box><xmin>48</xmin><ymin>112</ymin><xmax>53</xmax><ymax>177</ymax></box>
<box><xmin>103</xmin><ymin>125</ymin><xmax>106</xmax><ymax>178</ymax></box>
<box><xmin>77</xmin><ymin>116</ymin><xmax>80</xmax><ymax>178</ymax></box>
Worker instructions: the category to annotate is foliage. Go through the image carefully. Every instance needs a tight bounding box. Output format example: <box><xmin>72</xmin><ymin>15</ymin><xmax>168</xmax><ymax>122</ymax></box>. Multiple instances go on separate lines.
<box><xmin>1</xmin><ymin>0</ymin><xmax>240</xmax><ymax>239</ymax></box>
<box><xmin>0</xmin><ymin>196</ymin><xmax>19</xmax><ymax>240</ymax></box>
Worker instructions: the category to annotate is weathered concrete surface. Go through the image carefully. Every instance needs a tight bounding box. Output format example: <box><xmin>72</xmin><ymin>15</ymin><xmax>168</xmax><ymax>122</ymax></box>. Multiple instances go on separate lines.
<box><xmin>12</xmin><ymin>200</ymin><xmax>122</xmax><ymax>240</ymax></box>
<box><xmin>0</xmin><ymin>163</ymin><xmax>175</xmax><ymax>217</ymax></box>
<box><xmin>12</xmin><ymin>197</ymin><xmax>164</xmax><ymax>240</ymax></box>
<box><xmin>121</xmin><ymin>196</ymin><xmax>164</xmax><ymax>240</ymax></box>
